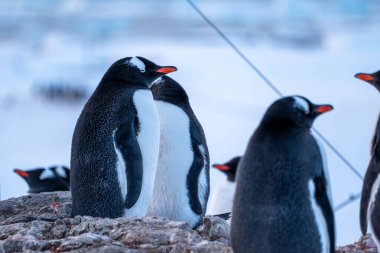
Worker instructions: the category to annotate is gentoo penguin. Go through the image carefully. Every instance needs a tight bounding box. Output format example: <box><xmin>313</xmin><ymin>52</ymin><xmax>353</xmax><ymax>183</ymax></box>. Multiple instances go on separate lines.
<box><xmin>14</xmin><ymin>166</ymin><xmax>70</xmax><ymax>193</ymax></box>
<box><xmin>208</xmin><ymin>156</ymin><xmax>241</xmax><ymax>216</ymax></box>
<box><xmin>71</xmin><ymin>57</ymin><xmax>177</xmax><ymax>218</ymax></box>
<box><xmin>231</xmin><ymin>96</ymin><xmax>335</xmax><ymax>253</ymax></box>
<box><xmin>148</xmin><ymin>76</ymin><xmax>210</xmax><ymax>228</ymax></box>
<box><xmin>356</xmin><ymin>71</ymin><xmax>380</xmax><ymax>154</ymax></box>
<box><xmin>355</xmin><ymin>70</ymin><xmax>380</xmax><ymax>249</ymax></box>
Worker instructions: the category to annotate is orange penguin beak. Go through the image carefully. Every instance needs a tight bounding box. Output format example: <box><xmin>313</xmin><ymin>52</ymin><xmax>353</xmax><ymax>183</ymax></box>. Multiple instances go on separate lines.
<box><xmin>315</xmin><ymin>105</ymin><xmax>334</xmax><ymax>114</ymax></box>
<box><xmin>212</xmin><ymin>164</ymin><xmax>230</xmax><ymax>171</ymax></box>
<box><xmin>156</xmin><ymin>66</ymin><xmax>177</xmax><ymax>74</ymax></box>
<box><xmin>355</xmin><ymin>73</ymin><xmax>374</xmax><ymax>82</ymax></box>
<box><xmin>14</xmin><ymin>169</ymin><xmax>29</xmax><ymax>177</ymax></box>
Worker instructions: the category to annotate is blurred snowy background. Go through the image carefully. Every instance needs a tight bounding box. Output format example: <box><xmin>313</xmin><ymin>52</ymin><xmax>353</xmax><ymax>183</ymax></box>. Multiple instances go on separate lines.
<box><xmin>1</xmin><ymin>0</ymin><xmax>380</xmax><ymax>246</ymax></box>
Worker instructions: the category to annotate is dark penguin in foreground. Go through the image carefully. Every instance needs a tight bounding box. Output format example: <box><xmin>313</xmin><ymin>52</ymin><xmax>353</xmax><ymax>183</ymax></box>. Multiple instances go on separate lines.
<box><xmin>356</xmin><ymin>70</ymin><xmax>380</xmax><ymax>250</ymax></box>
<box><xmin>148</xmin><ymin>76</ymin><xmax>210</xmax><ymax>228</ymax></box>
<box><xmin>14</xmin><ymin>166</ymin><xmax>70</xmax><ymax>193</ymax></box>
<box><xmin>71</xmin><ymin>57</ymin><xmax>177</xmax><ymax>218</ymax></box>
<box><xmin>231</xmin><ymin>96</ymin><xmax>335</xmax><ymax>253</ymax></box>
<box><xmin>208</xmin><ymin>156</ymin><xmax>241</xmax><ymax>216</ymax></box>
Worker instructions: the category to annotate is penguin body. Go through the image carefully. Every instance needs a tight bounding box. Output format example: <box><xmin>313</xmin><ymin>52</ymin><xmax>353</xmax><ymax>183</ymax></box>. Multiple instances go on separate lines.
<box><xmin>355</xmin><ymin>71</ymin><xmax>380</xmax><ymax>250</ymax></box>
<box><xmin>148</xmin><ymin>76</ymin><xmax>210</xmax><ymax>228</ymax></box>
<box><xmin>70</xmin><ymin>57</ymin><xmax>177</xmax><ymax>218</ymax></box>
<box><xmin>14</xmin><ymin>166</ymin><xmax>70</xmax><ymax>193</ymax></box>
<box><xmin>231</xmin><ymin>96</ymin><xmax>335</xmax><ymax>253</ymax></box>
<box><xmin>208</xmin><ymin>157</ymin><xmax>241</xmax><ymax>216</ymax></box>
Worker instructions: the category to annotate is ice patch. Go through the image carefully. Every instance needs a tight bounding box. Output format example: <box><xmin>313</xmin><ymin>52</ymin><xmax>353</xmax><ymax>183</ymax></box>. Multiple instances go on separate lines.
<box><xmin>128</xmin><ymin>57</ymin><xmax>146</xmax><ymax>73</ymax></box>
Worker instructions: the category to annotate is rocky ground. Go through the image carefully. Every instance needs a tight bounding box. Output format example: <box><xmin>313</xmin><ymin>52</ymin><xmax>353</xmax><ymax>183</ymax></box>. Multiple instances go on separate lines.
<box><xmin>336</xmin><ymin>235</ymin><xmax>378</xmax><ymax>253</ymax></box>
<box><xmin>0</xmin><ymin>191</ymin><xmax>378</xmax><ymax>252</ymax></box>
<box><xmin>0</xmin><ymin>192</ymin><xmax>231</xmax><ymax>252</ymax></box>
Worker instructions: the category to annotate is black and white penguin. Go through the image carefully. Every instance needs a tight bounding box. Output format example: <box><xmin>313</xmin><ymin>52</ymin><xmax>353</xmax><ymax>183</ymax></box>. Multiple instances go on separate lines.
<box><xmin>208</xmin><ymin>156</ymin><xmax>241</xmax><ymax>216</ymax></box>
<box><xmin>148</xmin><ymin>76</ymin><xmax>210</xmax><ymax>228</ymax></box>
<box><xmin>71</xmin><ymin>57</ymin><xmax>177</xmax><ymax>218</ymax></box>
<box><xmin>355</xmin><ymin>71</ymin><xmax>380</xmax><ymax>154</ymax></box>
<box><xmin>14</xmin><ymin>166</ymin><xmax>70</xmax><ymax>193</ymax></box>
<box><xmin>355</xmin><ymin>70</ymin><xmax>380</xmax><ymax>250</ymax></box>
<box><xmin>231</xmin><ymin>96</ymin><xmax>335</xmax><ymax>253</ymax></box>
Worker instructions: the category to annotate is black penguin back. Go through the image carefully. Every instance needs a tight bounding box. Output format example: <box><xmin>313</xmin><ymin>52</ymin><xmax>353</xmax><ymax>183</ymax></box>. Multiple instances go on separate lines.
<box><xmin>231</xmin><ymin>96</ymin><xmax>334</xmax><ymax>253</ymax></box>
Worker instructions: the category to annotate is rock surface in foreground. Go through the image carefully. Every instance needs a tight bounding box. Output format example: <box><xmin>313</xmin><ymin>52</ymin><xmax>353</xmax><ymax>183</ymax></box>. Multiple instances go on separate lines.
<box><xmin>337</xmin><ymin>234</ymin><xmax>378</xmax><ymax>253</ymax></box>
<box><xmin>0</xmin><ymin>192</ymin><xmax>231</xmax><ymax>252</ymax></box>
<box><xmin>2</xmin><ymin>191</ymin><xmax>379</xmax><ymax>252</ymax></box>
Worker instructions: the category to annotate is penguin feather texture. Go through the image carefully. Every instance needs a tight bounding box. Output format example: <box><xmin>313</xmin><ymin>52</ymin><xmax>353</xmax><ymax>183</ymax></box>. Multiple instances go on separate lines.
<box><xmin>113</xmin><ymin>130</ymin><xmax>127</xmax><ymax>209</ymax></box>
<box><xmin>309</xmin><ymin>180</ymin><xmax>330</xmax><ymax>253</ymax></box>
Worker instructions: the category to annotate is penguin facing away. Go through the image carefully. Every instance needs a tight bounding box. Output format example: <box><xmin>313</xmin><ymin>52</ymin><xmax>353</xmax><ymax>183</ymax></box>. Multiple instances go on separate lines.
<box><xmin>208</xmin><ymin>156</ymin><xmax>241</xmax><ymax>216</ymax></box>
<box><xmin>71</xmin><ymin>57</ymin><xmax>177</xmax><ymax>218</ymax></box>
<box><xmin>148</xmin><ymin>76</ymin><xmax>210</xmax><ymax>228</ymax></box>
<box><xmin>355</xmin><ymin>70</ymin><xmax>380</xmax><ymax>250</ymax></box>
<box><xmin>231</xmin><ymin>96</ymin><xmax>335</xmax><ymax>253</ymax></box>
<box><xmin>14</xmin><ymin>166</ymin><xmax>70</xmax><ymax>193</ymax></box>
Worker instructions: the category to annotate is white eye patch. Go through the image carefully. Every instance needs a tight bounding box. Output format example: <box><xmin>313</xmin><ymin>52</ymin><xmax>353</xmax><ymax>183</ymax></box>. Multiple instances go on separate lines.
<box><xmin>39</xmin><ymin>169</ymin><xmax>55</xmax><ymax>180</ymax></box>
<box><xmin>293</xmin><ymin>96</ymin><xmax>310</xmax><ymax>114</ymax></box>
<box><xmin>127</xmin><ymin>57</ymin><xmax>146</xmax><ymax>73</ymax></box>
<box><xmin>55</xmin><ymin>166</ymin><xmax>68</xmax><ymax>178</ymax></box>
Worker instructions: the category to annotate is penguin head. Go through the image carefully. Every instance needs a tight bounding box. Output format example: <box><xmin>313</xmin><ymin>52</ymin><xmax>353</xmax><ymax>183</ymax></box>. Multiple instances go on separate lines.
<box><xmin>151</xmin><ymin>76</ymin><xmax>189</xmax><ymax>103</ymax></box>
<box><xmin>212</xmin><ymin>156</ymin><xmax>241</xmax><ymax>182</ymax></box>
<box><xmin>14</xmin><ymin>168</ymin><xmax>46</xmax><ymax>186</ymax></box>
<box><xmin>262</xmin><ymin>96</ymin><xmax>334</xmax><ymax>129</ymax></box>
<box><xmin>355</xmin><ymin>70</ymin><xmax>380</xmax><ymax>92</ymax></box>
<box><xmin>101</xmin><ymin>56</ymin><xmax>177</xmax><ymax>87</ymax></box>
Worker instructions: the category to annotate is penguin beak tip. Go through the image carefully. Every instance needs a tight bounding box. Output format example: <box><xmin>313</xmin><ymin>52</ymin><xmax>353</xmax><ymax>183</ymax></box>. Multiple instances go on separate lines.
<box><xmin>316</xmin><ymin>105</ymin><xmax>334</xmax><ymax>113</ymax></box>
<box><xmin>14</xmin><ymin>169</ymin><xmax>29</xmax><ymax>177</ymax></box>
<box><xmin>212</xmin><ymin>164</ymin><xmax>230</xmax><ymax>171</ymax></box>
<box><xmin>355</xmin><ymin>73</ymin><xmax>374</xmax><ymax>82</ymax></box>
<box><xmin>156</xmin><ymin>66</ymin><xmax>178</xmax><ymax>74</ymax></box>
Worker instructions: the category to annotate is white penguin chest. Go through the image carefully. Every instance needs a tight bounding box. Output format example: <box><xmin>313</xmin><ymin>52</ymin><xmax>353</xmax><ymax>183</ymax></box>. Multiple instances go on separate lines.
<box><xmin>115</xmin><ymin>89</ymin><xmax>160</xmax><ymax>217</ymax></box>
<box><xmin>155</xmin><ymin>100</ymin><xmax>193</xmax><ymax>182</ymax></box>
<box><xmin>208</xmin><ymin>180</ymin><xmax>236</xmax><ymax>215</ymax></box>
<box><xmin>368</xmin><ymin>174</ymin><xmax>380</xmax><ymax>249</ymax></box>
<box><xmin>308</xmin><ymin>180</ymin><xmax>330</xmax><ymax>253</ymax></box>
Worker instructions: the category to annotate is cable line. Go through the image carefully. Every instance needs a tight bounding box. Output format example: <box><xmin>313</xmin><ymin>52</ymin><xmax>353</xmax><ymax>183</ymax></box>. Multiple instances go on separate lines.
<box><xmin>186</xmin><ymin>0</ymin><xmax>364</xmax><ymax>210</ymax></box>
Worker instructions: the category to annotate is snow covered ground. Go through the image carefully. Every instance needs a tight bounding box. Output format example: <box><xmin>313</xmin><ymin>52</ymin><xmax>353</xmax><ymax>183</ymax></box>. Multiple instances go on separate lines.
<box><xmin>1</xmin><ymin>0</ymin><xmax>380</xmax><ymax>246</ymax></box>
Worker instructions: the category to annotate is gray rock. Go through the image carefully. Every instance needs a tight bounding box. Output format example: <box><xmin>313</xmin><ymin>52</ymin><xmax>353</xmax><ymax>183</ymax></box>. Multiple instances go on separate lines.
<box><xmin>0</xmin><ymin>192</ymin><xmax>231</xmax><ymax>252</ymax></box>
<box><xmin>337</xmin><ymin>234</ymin><xmax>378</xmax><ymax>253</ymax></box>
<box><xmin>197</xmin><ymin>216</ymin><xmax>230</xmax><ymax>243</ymax></box>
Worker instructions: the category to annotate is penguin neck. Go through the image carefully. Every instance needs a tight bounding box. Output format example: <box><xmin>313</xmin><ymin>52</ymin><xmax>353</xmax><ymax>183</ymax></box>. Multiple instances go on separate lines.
<box><xmin>99</xmin><ymin>80</ymin><xmax>150</xmax><ymax>91</ymax></box>
<box><xmin>226</xmin><ymin>175</ymin><xmax>236</xmax><ymax>182</ymax></box>
<box><xmin>261</xmin><ymin>119</ymin><xmax>310</xmax><ymax>133</ymax></box>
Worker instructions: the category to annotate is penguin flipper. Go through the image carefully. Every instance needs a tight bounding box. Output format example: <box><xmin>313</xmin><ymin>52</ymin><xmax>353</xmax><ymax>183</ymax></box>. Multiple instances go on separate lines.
<box><xmin>187</xmin><ymin>144</ymin><xmax>209</xmax><ymax>216</ymax></box>
<box><xmin>371</xmin><ymin>115</ymin><xmax>380</xmax><ymax>154</ymax></box>
<box><xmin>212</xmin><ymin>212</ymin><xmax>231</xmax><ymax>220</ymax></box>
<box><xmin>313</xmin><ymin>175</ymin><xmax>335</xmax><ymax>253</ymax></box>
<box><xmin>114</xmin><ymin>117</ymin><xmax>143</xmax><ymax>209</ymax></box>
